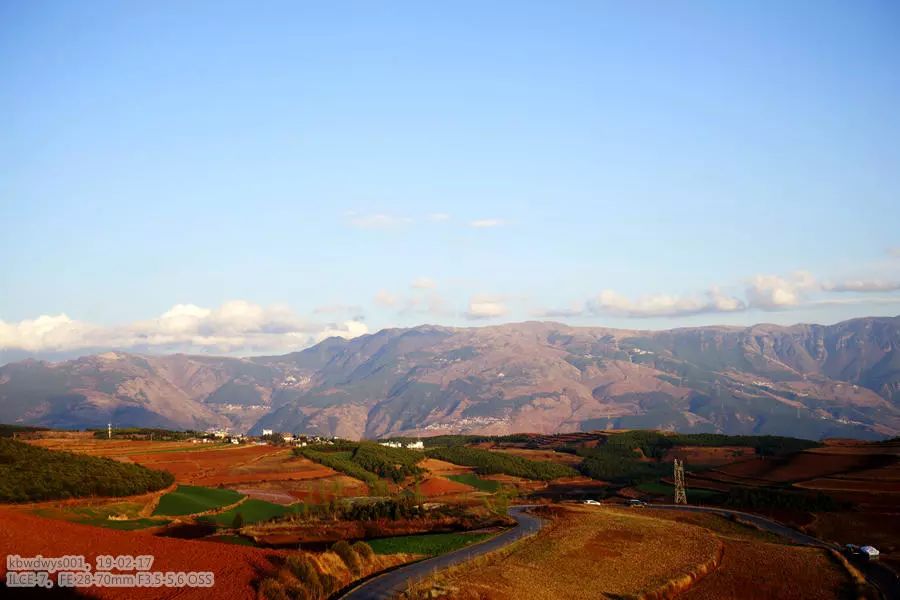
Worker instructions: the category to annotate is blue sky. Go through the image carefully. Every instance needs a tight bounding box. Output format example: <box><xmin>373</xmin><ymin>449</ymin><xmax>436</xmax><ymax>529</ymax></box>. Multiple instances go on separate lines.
<box><xmin>1</xmin><ymin>1</ymin><xmax>899</xmax><ymax>359</ymax></box>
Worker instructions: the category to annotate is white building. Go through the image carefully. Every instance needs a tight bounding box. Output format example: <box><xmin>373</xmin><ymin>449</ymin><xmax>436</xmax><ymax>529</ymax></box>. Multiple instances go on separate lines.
<box><xmin>262</xmin><ymin>429</ymin><xmax>274</xmax><ymax>436</ymax></box>
<box><xmin>379</xmin><ymin>440</ymin><xmax>424</xmax><ymax>450</ymax></box>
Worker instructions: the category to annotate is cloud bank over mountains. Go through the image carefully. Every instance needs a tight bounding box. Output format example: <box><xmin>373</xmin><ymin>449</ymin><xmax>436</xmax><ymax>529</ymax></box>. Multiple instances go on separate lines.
<box><xmin>0</xmin><ymin>301</ymin><xmax>367</xmax><ymax>357</ymax></box>
<box><xmin>2</xmin><ymin>259</ymin><xmax>898</xmax><ymax>360</ymax></box>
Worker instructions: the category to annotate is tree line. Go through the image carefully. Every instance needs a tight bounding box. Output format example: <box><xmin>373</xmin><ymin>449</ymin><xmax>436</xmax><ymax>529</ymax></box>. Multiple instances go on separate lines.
<box><xmin>426</xmin><ymin>446</ymin><xmax>577</xmax><ymax>481</ymax></box>
<box><xmin>0</xmin><ymin>438</ymin><xmax>174</xmax><ymax>502</ymax></box>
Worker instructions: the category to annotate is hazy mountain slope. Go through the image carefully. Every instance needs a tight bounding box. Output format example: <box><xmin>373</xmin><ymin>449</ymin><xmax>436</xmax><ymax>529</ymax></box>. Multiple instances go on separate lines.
<box><xmin>1</xmin><ymin>317</ymin><xmax>899</xmax><ymax>440</ymax></box>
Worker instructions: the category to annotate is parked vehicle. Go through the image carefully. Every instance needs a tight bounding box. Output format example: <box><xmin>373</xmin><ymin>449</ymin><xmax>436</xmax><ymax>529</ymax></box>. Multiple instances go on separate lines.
<box><xmin>583</xmin><ymin>499</ymin><xmax>602</xmax><ymax>506</ymax></box>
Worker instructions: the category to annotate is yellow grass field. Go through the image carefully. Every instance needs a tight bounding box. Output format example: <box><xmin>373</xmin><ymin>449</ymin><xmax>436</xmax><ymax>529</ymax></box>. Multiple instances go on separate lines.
<box><xmin>680</xmin><ymin>539</ymin><xmax>850</xmax><ymax>600</ymax></box>
<box><xmin>415</xmin><ymin>505</ymin><xmax>723</xmax><ymax>600</ymax></box>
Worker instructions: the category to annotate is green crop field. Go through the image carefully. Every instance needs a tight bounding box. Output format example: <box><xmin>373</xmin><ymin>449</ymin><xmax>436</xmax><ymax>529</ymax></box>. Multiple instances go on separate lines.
<box><xmin>152</xmin><ymin>485</ymin><xmax>244</xmax><ymax>516</ymax></box>
<box><xmin>367</xmin><ymin>531</ymin><xmax>494</xmax><ymax>556</ymax></box>
<box><xmin>447</xmin><ymin>473</ymin><xmax>501</xmax><ymax>492</ymax></box>
<box><xmin>200</xmin><ymin>498</ymin><xmax>294</xmax><ymax>526</ymax></box>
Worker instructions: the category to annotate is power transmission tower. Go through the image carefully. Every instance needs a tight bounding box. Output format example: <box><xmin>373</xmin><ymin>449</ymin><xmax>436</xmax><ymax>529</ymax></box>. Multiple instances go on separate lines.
<box><xmin>673</xmin><ymin>459</ymin><xmax>687</xmax><ymax>505</ymax></box>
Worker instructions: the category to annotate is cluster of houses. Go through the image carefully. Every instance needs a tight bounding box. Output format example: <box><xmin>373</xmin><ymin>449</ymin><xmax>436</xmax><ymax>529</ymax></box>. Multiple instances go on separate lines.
<box><xmin>190</xmin><ymin>429</ymin><xmax>340</xmax><ymax>447</ymax></box>
<box><xmin>190</xmin><ymin>429</ymin><xmax>426</xmax><ymax>450</ymax></box>
<box><xmin>379</xmin><ymin>440</ymin><xmax>425</xmax><ymax>450</ymax></box>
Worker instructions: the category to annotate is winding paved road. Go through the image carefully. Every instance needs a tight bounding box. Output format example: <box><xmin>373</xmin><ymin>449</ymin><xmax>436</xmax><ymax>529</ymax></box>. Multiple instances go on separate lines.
<box><xmin>646</xmin><ymin>504</ymin><xmax>829</xmax><ymax>547</ymax></box>
<box><xmin>338</xmin><ymin>506</ymin><xmax>543</xmax><ymax>600</ymax></box>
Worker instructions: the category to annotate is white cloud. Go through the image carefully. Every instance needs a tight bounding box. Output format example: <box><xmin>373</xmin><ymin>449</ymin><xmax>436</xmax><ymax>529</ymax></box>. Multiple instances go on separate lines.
<box><xmin>587</xmin><ymin>287</ymin><xmax>746</xmax><ymax>318</ymax></box>
<box><xmin>469</xmin><ymin>218</ymin><xmax>505</xmax><ymax>229</ymax></box>
<box><xmin>822</xmin><ymin>279</ymin><xmax>900</xmax><ymax>293</ymax></box>
<box><xmin>374</xmin><ymin>290</ymin><xmax>399</xmax><ymax>307</ymax></box>
<box><xmin>0</xmin><ymin>301</ymin><xmax>368</xmax><ymax>356</ymax></box>
<box><xmin>411</xmin><ymin>277</ymin><xmax>437</xmax><ymax>290</ymax></box>
<box><xmin>888</xmin><ymin>247</ymin><xmax>900</xmax><ymax>259</ymax></box>
<box><xmin>533</xmin><ymin>304</ymin><xmax>587</xmax><ymax>318</ymax></box>
<box><xmin>0</xmin><ymin>315</ymin><xmax>100</xmax><ymax>353</ymax></box>
<box><xmin>746</xmin><ymin>271</ymin><xmax>817</xmax><ymax>310</ymax></box>
<box><xmin>465</xmin><ymin>296</ymin><xmax>508</xmax><ymax>320</ymax></box>
<box><xmin>427</xmin><ymin>213</ymin><xmax>451</xmax><ymax>222</ymax></box>
<box><xmin>315</xmin><ymin>320</ymin><xmax>369</xmax><ymax>342</ymax></box>
<box><xmin>346</xmin><ymin>213</ymin><xmax>413</xmax><ymax>229</ymax></box>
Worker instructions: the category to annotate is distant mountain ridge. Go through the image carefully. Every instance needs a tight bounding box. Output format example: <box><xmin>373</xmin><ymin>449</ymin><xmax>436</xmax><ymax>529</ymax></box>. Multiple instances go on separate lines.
<box><xmin>2</xmin><ymin>316</ymin><xmax>900</xmax><ymax>440</ymax></box>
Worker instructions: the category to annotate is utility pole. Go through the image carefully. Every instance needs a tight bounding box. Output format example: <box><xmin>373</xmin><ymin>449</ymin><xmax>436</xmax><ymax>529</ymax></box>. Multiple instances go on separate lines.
<box><xmin>674</xmin><ymin>459</ymin><xmax>687</xmax><ymax>505</ymax></box>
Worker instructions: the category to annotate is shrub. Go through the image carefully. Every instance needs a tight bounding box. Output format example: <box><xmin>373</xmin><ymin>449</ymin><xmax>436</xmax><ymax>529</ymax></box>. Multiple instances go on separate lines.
<box><xmin>232</xmin><ymin>512</ymin><xmax>244</xmax><ymax>529</ymax></box>
<box><xmin>332</xmin><ymin>540</ymin><xmax>361</xmax><ymax>575</ymax></box>
<box><xmin>257</xmin><ymin>577</ymin><xmax>289</xmax><ymax>600</ymax></box>
<box><xmin>320</xmin><ymin>573</ymin><xmax>340</xmax><ymax>596</ymax></box>
<box><xmin>285</xmin><ymin>554</ymin><xmax>322</xmax><ymax>594</ymax></box>
<box><xmin>351</xmin><ymin>541</ymin><xmax>374</xmax><ymax>563</ymax></box>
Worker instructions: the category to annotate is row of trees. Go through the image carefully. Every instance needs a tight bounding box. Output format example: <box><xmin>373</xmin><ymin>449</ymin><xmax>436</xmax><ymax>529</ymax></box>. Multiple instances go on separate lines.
<box><xmin>0</xmin><ymin>438</ymin><xmax>174</xmax><ymax>502</ymax></box>
<box><xmin>426</xmin><ymin>446</ymin><xmax>577</xmax><ymax>481</ymax></box>
<box><xmin>294</xmin><ymin>442</ymin><xmax>426</xmax><ymax>484</ymax></box>
<box><xmin>351</xmin><ymin>443</ymin><xmax>424</xmax><ymax>483</ymax></box>
<box><xmin>293</xmin><ymin>448</ymin><xmax>380</xmax><ymax>485</ymax></box>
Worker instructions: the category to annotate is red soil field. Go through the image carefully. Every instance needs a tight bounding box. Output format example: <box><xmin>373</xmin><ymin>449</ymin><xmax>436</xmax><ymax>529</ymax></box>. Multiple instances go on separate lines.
<box><xmin>0</xmin><ymin>508</ymin><xmax>283</xmax><ymax>599</ymax></box>
<box><xmin>680</xmin><ymin>538</ymin><xmax>849</xmax><ymax>600</ymax></box>
<box><xmin>421</xmin><ymin>458</ymin><xmax>474</xmax><ymax>476</ymax></box>
<box><xmin>126</xmin><ymin>445</ymin><xmax>337</xmax><ymax>486</ymax></box>
<box><xmin>664</xmin><ymin>446</ymin><xmax>756</xmax><ymax>467</ymax></box>
<box><xmin>701</xmin><ymin>451</ymin><xmax>887</xmax><ymax>486</ymax></box>
<box><xmin>489</xmin><ymin>447</ymin><xmax>583</xmax><ymax>465</ymax></box>
<box><xmin>416</xmin><ymin>477</ymin><xmax>475</xmax><ymax>497</ymax></box>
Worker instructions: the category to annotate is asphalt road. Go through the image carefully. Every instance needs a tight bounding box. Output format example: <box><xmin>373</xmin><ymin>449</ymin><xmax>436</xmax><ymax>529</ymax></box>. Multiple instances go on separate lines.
<box><xmin>338</xmin><ymin>505</ymin><xmax>543</xmax><ymax>600</ymax></box>
<box><xmin>646</xmin><ymin>504</ymin><xmax>829</xmax><ymax>547</ymax></box>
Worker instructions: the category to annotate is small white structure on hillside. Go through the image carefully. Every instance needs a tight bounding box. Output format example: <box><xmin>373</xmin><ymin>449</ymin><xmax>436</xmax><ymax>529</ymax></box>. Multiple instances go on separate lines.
<box><xmin>262</xmin><ymin>429</ymin><xmax>274</xmax><ymax>436</ymax></box>
<box><xmin>406</xmin><ymin>440</ymin><xmax>425</xmax><ymax>450</ymax></box>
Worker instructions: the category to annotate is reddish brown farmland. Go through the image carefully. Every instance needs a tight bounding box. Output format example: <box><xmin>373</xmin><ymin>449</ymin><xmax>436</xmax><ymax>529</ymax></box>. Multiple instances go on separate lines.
<box><xmin>0</xmin><ymin>508</ymin><xmax>283</xmax><ymax>599</ymax></box>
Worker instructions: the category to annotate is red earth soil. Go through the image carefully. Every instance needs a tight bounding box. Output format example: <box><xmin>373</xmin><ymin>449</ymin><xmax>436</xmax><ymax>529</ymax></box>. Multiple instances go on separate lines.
<box><xmin>0</xmin><ymin>509</ymin><xmax>283</xmax><ymax>599</ymax></box>
<box><xmin>126</xmin><ymin>445</ymin><xmax>337</xmax><ymax>486</ymax></box>
<box><xmin>415</xmin><ymin>477</ymin><xmax>474</xmax><ymax>497</ymax></box>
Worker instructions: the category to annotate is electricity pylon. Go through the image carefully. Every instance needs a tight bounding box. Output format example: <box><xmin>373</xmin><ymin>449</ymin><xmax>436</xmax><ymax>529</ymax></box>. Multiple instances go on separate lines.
<box><xmin>674</xmin><ymin>459</ymin><xmax>688</xmax><ymax>505</ymax></box>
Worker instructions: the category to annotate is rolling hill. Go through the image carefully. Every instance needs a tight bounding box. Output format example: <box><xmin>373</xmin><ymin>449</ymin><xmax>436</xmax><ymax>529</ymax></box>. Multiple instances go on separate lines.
<box><xmin>1</xmin><ymin>317</ymin><xmax>899</xmax><ymax>440</ymax></box>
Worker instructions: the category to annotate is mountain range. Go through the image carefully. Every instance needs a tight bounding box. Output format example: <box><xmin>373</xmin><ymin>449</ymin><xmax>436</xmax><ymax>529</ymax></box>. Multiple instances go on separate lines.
<box><xmin>2</xmin><ymin>316</ymin><xmax>899</xmax><ymax>440</ymax></box>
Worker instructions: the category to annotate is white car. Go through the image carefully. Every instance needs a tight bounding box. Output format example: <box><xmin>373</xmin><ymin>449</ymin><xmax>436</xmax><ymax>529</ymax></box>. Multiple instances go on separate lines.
<box><xmin>583</xmin><ymin>499</ymin><xmax>602</xmax><ymax>505</ymax></box>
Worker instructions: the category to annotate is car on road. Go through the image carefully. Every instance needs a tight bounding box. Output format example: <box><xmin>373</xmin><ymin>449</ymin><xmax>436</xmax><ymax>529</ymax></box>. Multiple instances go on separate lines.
<box><xmin>583</xmin><ymin>499</ymin><xmax>602</xmax><ymax>505</ymax></box>
<box><xmin>627</xmin><ymin>499</ymin><xmax>647</xmax><ymax>508</ymax></box>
